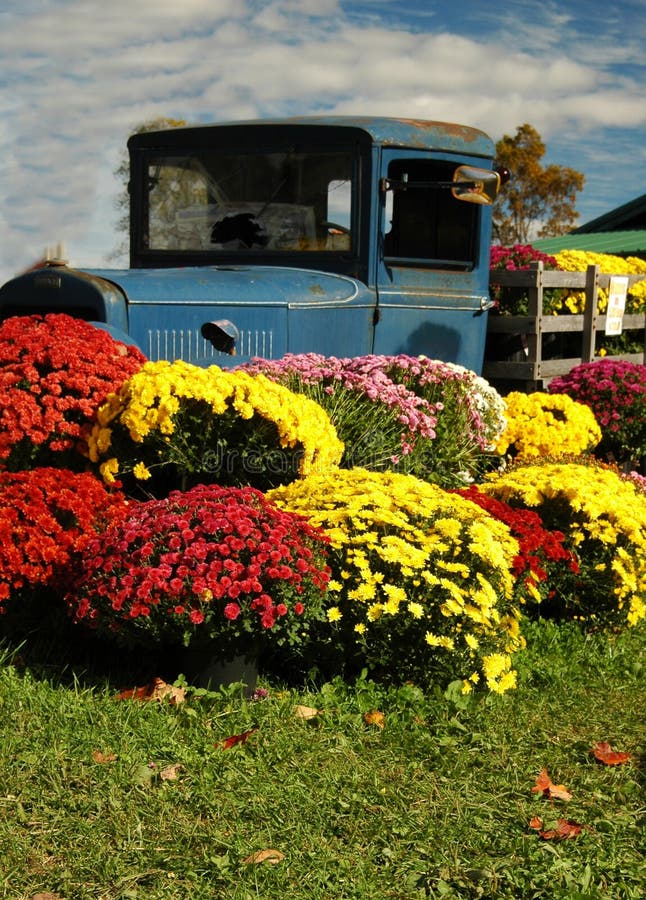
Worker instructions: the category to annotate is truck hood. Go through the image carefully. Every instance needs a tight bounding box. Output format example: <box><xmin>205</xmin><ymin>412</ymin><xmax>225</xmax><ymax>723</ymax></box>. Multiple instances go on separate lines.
<box><xmin>89</xmin><ymin>264</ymin><xmax>369</xmax><ymax>307</ymax></box>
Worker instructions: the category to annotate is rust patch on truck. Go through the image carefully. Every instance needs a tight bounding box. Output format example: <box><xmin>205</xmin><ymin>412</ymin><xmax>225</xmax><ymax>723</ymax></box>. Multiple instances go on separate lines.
<box><xmin>392</xmin><ymin>118</ymin><xmax>489</xmax><ymax>145</ymax></box>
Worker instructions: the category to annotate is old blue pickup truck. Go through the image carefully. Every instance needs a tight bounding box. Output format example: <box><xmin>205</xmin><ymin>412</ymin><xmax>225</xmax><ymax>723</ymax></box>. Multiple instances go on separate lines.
<box><xmin>0</xmin><ymin>116</ymin><xmax>507</xmax><ymax>371</ymax></box>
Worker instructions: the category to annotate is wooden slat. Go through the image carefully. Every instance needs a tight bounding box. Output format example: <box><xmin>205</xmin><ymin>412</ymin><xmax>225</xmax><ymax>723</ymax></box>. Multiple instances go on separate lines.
<box><xmin>486</xmin><ymin>263</ymin><xmax>646</xmax><ymax>391</ymax></box>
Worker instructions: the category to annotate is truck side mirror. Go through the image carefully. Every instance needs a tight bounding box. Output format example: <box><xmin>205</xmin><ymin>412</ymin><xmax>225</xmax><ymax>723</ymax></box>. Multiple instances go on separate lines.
<box><xmin>451</xmin><ymin>165</ymin><xmax>510</xmax><ymax>205</ymax></box>
<box><xmin>201</xmin><ymin>319</ymin><xmax>239</xmax><ymax>355</ymax></box>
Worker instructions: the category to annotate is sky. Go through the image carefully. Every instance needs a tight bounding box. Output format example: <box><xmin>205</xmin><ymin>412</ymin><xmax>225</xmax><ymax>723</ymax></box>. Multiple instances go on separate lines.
<box><xmin>1</xmin><ymin>0</ymin><xmax>645</xmax><ymax>283</ymax></box>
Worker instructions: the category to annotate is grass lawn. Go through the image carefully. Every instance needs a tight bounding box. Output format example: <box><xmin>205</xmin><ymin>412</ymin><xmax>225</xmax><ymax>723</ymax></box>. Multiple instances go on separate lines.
<box><xmin>0</xmin><ymin>619</ymin><xmax>644</xmax><ymax>899</ymax></box>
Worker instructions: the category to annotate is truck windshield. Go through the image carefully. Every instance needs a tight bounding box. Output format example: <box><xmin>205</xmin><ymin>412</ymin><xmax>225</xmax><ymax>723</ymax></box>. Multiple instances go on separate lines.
<box><xmin>144</xmin><ymin>150</ymin><xmax>353</xmax><ymax>253</ymax></box>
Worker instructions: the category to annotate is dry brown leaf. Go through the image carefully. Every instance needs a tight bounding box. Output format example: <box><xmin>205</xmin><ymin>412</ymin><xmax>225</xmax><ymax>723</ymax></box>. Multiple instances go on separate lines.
<box><xmin>242</xmin><ymin>849</ymin><xmax>285</xmax><ymax>865</ymax></box>
<box><xmin>159</xmin><ymin>763</ymin><xmax>184</xmax><ymax>781</ymax></box>
<box><xmin>592</xmin><ymin>741</ymin><xmax>632</xmax><ymax>766</ymax></box>
<box><xmin>364</xmin><ymin>710</ymin><xmax>385</xmax><ymax>729</ymax></box>
<box><xmin>92</xmin><ymin>750</ymin><xmax>117</xmax><ymax>764</ymax></box>
<box><xmin>539</xmin><ymin>818</ymin><xmax>584</xmax><ymax>841</ymax></box>
<box><xmin>31</xmin><ymin>894</ymin><xmax>63</xmax><ymax>900</ymax></box>
<box><xmin>293</xmin><ymin>704</ymin><xmax>322</xmax><ymax>720</ymax></box>
<box><xmin>115</xmin><ymin>677</ymin><xmax>186</xmax><ymax>705</ymax></box>
<box><xmin>528</xmin><ymin>816</ymin><xmax>543</xmax><ymax>830</ymax></box>
<box><xmin>531</xmin><ymin>767</ymin><xmax>572</xmax><ymax>801</ymax></box>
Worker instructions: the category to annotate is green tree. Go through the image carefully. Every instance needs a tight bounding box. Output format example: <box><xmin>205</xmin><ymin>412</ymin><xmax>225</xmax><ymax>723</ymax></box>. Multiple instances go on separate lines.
<box><xmin>110</xmin><ymin>117</ymin><xmax>186</xmax><ymax>260</ymax></box>
<box><xmin>493</xmin><ymin>123</ymin><xmax>585</xmax><ymax>245</ymax></box>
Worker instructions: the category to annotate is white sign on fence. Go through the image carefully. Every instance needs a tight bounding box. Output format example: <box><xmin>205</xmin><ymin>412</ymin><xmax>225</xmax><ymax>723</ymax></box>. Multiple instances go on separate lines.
<box><xmin>605</xmin><ymin>275</ymin><xmax>629</xmax><ymax>336</ymax></box>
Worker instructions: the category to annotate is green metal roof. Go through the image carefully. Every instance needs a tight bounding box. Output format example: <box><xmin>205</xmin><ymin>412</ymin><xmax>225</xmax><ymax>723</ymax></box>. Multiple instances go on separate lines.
<box><xmin>532</xmin><ymin>229</ymin><xmax>646</xmax><ymax>256</ymax></box>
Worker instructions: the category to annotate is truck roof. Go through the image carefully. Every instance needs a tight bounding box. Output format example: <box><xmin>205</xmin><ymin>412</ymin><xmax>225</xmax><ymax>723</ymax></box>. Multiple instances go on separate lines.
<box><xmin>128</xmin><ymin>115</ymin><xmax>495</xmax><ymax>158</ymax></box>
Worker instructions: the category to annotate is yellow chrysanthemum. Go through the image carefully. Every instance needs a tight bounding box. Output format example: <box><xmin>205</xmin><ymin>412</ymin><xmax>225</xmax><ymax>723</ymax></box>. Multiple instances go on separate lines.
<box><xmin>268</xmin><ymin>467</ymin><xmax>524</xmax><ymax>693</ymax></box>
<box><xmin>553</xmin><ymin>250</ymin><xmax>646</xmax><ymax>314</ymax></box>
<box><xmin>88</xmin><ymin>360</ymin><xmax>343</xmax><ymax>486</ymax></box>
<box><xmin>496</xmin><ymin>392</ymin><xmax>601</xmax><ymax>460</ymax></box>
<box><xmin>484</xmin><ymin>461</ymin><xmax>646</xmax><ymax>628</ymax></box>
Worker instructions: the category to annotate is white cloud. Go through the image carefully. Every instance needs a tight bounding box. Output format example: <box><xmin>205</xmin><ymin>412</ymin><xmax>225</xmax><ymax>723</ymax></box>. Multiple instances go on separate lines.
<box><xmin>0</xmin><ymin>0</ymin><xmax>644</xmax><ymax>281</ymax></box>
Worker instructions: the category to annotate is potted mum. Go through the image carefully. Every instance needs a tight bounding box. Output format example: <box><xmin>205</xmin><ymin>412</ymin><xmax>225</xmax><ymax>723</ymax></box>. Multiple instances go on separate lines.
<box><xmin>495</xmin><ymin>391</ymin><xmax>601</xmax><ymax>461</ymax></box>
<box><xmin>0</xmin><ymin>313</ymin><xmax>145</xmax><ymax>472</ymax></box>
<box><xmin>269</xmin><ymin>468</ymin><xmax>525</xmax><ymax>693</ymax></box>
<box><xmin>66</xmin><ymin>483</ymin><xmax>331</xmax><ymax>688</ymax></box>
<box><xmin>88</xmin><ymin>359</ymin><xmax>343</xmax><ymax>497</ymax></box>
<box><xmin>241</xmin><ymin>352</ymin><xmax>506</xmax><ymax>486</ymax></box>
<box><xmin>548</xmin><ymin>359</ymin><xmax>646</xmax><ymax>472</ymax></box>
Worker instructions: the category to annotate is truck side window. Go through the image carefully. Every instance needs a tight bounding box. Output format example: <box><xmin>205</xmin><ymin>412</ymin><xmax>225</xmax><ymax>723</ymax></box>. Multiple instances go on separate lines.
<box><xmin>384</xmin><ymin>159</ymin><xmax>478</xmax><ymax>268</ymax></box>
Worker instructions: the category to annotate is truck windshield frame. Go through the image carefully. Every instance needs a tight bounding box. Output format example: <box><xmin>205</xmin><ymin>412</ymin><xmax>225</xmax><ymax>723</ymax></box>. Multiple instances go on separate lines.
<box><xmin>140</xmin><ymin>148</ymin><xmax>356</xmax><ymax>256</ymax></box>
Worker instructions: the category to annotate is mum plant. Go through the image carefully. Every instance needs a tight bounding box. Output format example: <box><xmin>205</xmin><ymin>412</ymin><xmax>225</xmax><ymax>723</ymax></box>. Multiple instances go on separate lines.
<box><xmin>67</xmin><ymin>483</ymin><xmax>331</xmax><ymax>659</ymax></box>
<box><xmin>88</xmin><ymin>359</ymin><xmax>343</xmax><ymax>495</ymax></box>
<box><xmin>495</xmin><ymin>391</ymin><xmax>601</xmax><ymax>461</ymax></box>
<box><xmin>489</xmin><ymin>244</ymin><xmax>563</xmax><ymax>315</ymax></box>
<box><xmin>268</xmin><ymin>468</ymin><xmax>525</xmax><ymax>693</ymax></box>
<box><xmin>242</xmin><ymin>353</ymin><xmax>505</xmax><ymax>487</ymax></box>
<box><xmin>240</xmin><ymin>353</ymin><xmax>438</xmax><ymax>473</ymax></box>
<box><xmin>0</xmin><ymin>467</ymin><xmax>127</xmax><ymax>608</ymax></box>
<box><xmin>548</xmin><ymin>359</ymin><xmax>646</xmax><ymax>470</ymax></box>
<box><xmin>455</xmin><ymin>485</ymin><xmax>578</xmax><ymax>613</ymax></box>
<box><xmin>358</xmin><ymin>354</ymin><xmax>507</xmax><ymax>482</ymax></box>
<box><xmin>0</xmin><ymin>313</ymin><xmax>146</xmax><ymax>472</ymax></box>
<box><xmin>481</xmin><ymin>460</ymin><xmax>646</xmax><ymax>628</ymax></box>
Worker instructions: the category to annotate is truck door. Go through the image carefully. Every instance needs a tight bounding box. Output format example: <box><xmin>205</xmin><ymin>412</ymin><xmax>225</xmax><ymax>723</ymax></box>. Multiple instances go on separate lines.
<box><xmin>374</xmin><ymin>150</ymin><xmax>491</xmax><ymax>372</ymax></box>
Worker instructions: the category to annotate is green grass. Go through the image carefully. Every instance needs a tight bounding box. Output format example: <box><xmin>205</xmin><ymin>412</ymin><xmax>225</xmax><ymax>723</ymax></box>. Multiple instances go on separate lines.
<box><xmin>0</xmin><ymin>620</ymin><xmax>644</xmax><ymax>899</ymax></box>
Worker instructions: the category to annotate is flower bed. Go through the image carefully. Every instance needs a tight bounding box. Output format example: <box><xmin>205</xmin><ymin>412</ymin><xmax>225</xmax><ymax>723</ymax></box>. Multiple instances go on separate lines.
<box><xmin>1</xmin><ymin>313</ymin><xmax>644</xmax><ymax>694</ymax></box>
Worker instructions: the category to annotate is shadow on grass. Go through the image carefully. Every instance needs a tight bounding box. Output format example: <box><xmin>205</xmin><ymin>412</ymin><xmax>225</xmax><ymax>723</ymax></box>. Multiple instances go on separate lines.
<box><xmin>0</xmin><ymin>591</ymin><xmax>361</xmax><ymax>694</ymax></box>
<box><xmin>0</xmin><ymin>591</ymin><xmax>180</xmax><ymax>690</ymax></box>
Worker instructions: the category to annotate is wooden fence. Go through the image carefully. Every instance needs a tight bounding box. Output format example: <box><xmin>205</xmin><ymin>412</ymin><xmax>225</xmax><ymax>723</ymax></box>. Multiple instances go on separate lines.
<box><xmin>483</xmin><ymin>262</ymin><xmax>646</xmax><ymax>391</ymax></box>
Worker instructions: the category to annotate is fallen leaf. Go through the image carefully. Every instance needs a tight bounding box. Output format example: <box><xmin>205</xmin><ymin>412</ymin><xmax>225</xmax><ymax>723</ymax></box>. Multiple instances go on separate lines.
<box><xmin>242</xmin><ymin>848</ymin><xmax>285</xmax><ymax>865</ymax></box>
<box><xmin>92</xmin><ymin>750</ymin><xmax>117</xmax><ymax>764</ymax></box>
<box><xmin>539</xmin><ymin>818</ymin><xmax>584</xmax><ymax>841</ymax></box>
<box><xmin>293</xmin><ymin>704</ymin><xmax>322</xmax><ymax>720</ymax></box>
<box><xmin>531</xmin><ymin>768</ymin><xmax>572</xmax><ymax>801</ymax></box>
<box><xmin>218</xmin><ymin>727</ymin><xmax>257</xmax><ymax>749</ymax></box>
<box><xmin>592</xmin><ymin>741</ymin><xmax>632</xmax><ymax>766</ymax></box>
<box><xmin>115</xmin><ymin>677</ymin><xmax>186</xmax><ymax>705</ymax></box>
<box><xmin>132</xmin><ymin>762</ymin><xmax>156</xmax><ymax>787</ymax></box>
<box><xmin>159</xmin><ymin>763</ymin><xmax>184</xmax><ymax>781</ymax></box>
<box><xmin>528</xmin><ymin>816</ymin><xmax>543</xmax><ymax>830</ymax></box>
<box><xmin>364</xmin><ymin>710</ymin><xmax>385</xmax><ymax>729</ymax></box>
<box><xmin>31</xmin><ymin>894</ymin><xmax>63</xmax><ymax>900</ymax></box>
